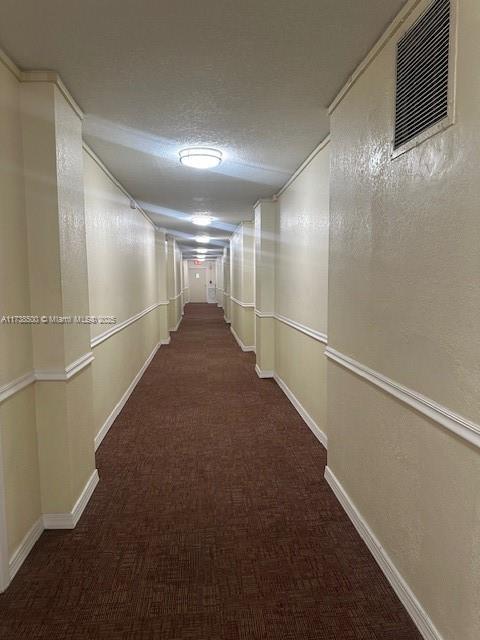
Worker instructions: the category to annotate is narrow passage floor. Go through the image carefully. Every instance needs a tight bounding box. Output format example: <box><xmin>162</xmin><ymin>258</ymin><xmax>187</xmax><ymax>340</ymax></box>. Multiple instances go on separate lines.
<box><xmin>0</xmin><ymin>303</ymin><xmax>421</xmax><ymax>639</ymax></box>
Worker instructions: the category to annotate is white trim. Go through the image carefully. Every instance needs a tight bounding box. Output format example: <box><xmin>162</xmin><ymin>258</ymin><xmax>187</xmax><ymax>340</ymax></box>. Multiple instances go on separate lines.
<box><xmin>160</xmin><ymin>337</ymin><xmax>171</xmax><ymax>345</ymax></box>
<box><xmin>273</xmin><ymin>374</ymin><xmax>328</xmax><ymax>449</ymax></box>
<box><xmin>169</xmin><ymin>293</ymin><xmax>182</xmax><ymax>301</ymax></box>
<box><xmin>91</xmin><ymin>303</ymin><xmax>160</xmax><ymax>348</ymax></box>
<box><xmin>0</xmin><ymin>47</ymin><xmax>84</xmax><ymax>120</ymax></box>
<box><xmin>82</xmin><ymin>142</ymin><xmax>155</xmax><ymax>230</ymax></box>
<box><xmin>0</xmin><ymin>47</ymin><xmax>21</xmax><ymax>80</ymax></box>
<box><xmin>328</xmin><ymin>0</ymin><xmax>423</xmax><ymax>115</ymax></box>
<box><xmin>326</xmin><ymin>347</ymin><xmax>480</xmax><ymax>450</ymax></box>
<box><xmin>94</xmin><ymin>342</ymin><xmax>160</xmax><ymax>451</ymax></box>
<box><xmin>254</xmin><ymin>309</ymin><xmax>328</xmax><ymax>344</ymax></box>
<box><xmin>253</xmin><ymin>197</ymin><xmax>275</xmax><ymax>210</ymax></box>
<box><xmin>255</xmin><ymin>364</ymin><xmax>274</xmax><ymax>379</ymax></box>
<box><xmin>275</xmin><ymin>313</ymin><xmax>328</xmax><ymax>344</ymax></box>
<box><xmin>254</xmin><ymin>309</ymin><xmax>274</xmax><ymax>319</ymax></box>
<box><xmin>224</xmin><ymin>316</ymin><xmax>231</xmax><ymax>324</ymax></box>
<box><xmin>0</xmin><ymin>372</ymin><xmax>36</xmax><ymax>403</ymax></box>
<box><xmin>230</xmin><ymin>296</ymin><xmax>255</xmax><ymax>308</ymax></box>
<box><xmin>0</xmin><ymin>353</ymin><xmax>94</xmax><ymax>403</ymax></box>
<box><xmin>324</xmin><ymin>466</ymin><xmax>442</xmax><ymax>640</ymax></box>
<box><xmin>171</xmin><ymin>316</ymin><xmax>182</xmax><ymax>332</ymax></box>
<box><xmin>35</xmin><ymin>351</ymin><xmax>94</xmax><ymax>381</ymax></box>
<box><xmin>8</xmin><ymin>517</ymin><xmax>43</xmax><ymax>583</ymax></box>
<box><xmin>158</xmin><ymin>300</ymin><xmax>169</xmax><ymax>305</ymax></box>
<box><xmin>43</xmin><ymin>469</ymin><xmax>99</xmax><ymax>529</ymax></box>
<box><xmin>230</xmin><ymin>326</ymin><xmax>255</xmax><ymax>352</ymax></box>
<box><xmin>0</xmin><ymin>420</ymin><xmax>9</xmax><ymax>592</ymax></box>
<box><xmin>22</xmin><ymin>71</ymin><xmax>84</xmax><ymax>120</ymax></box>
<box><xmin>276</xmin><ymin>135</ymin><xmax>331</xmax><ymax>198</ymax></box>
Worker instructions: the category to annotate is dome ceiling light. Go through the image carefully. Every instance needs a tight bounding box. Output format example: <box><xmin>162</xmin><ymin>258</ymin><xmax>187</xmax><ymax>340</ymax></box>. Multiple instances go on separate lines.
<box><xmin>195</xmin><ymin>235</ymin><xmax>210</xmax><ymax>243</ymax></box>
<box><xmin>196</xmin><ymin>247</ymin><xmax>208</xmax><ymax>253</ymax></box>
<box><xmin>179</xmin><ymin>147</ymin><xmax>222</xmax><ymax>170</ymax></box>
<box><xmin>191</xmin><ymin>213</ymin><xmax>215</xmax><ymax>226</ymax></box>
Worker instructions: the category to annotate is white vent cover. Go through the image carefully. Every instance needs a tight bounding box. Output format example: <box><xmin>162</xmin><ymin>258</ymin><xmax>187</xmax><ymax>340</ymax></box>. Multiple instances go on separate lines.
<box><xmin>394</xmin><ymin>0</ymin><xmax>451</xmax><ymax>149</ymax></box>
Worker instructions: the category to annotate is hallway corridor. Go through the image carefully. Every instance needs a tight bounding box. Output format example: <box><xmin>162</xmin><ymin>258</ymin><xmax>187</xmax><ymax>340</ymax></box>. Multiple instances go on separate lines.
<box><xmin>0</xmin><ymin>304</ymin><xmax>420</xmax><ymax>639</ymax></box>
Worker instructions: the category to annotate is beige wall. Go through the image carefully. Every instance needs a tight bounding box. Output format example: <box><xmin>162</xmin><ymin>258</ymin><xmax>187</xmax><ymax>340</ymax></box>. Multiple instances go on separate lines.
<box><xmin>230</xmin><ymin>222</ymin><xmax>255</xmax><ymax>348</ymax></box>
<box><xmin>273</xmin><ymin>141</ymin><xmax>330</xmax><ymax>437</ymax></box>
<box><xmin>85</xmin><ymin>150</ymin><xmax>157</xmax><ymax>341</ymax></box>
<box><xmin>215</xmin><ymin>257</ymin><xmax>224</xmax><ymax>306</ymax></box>
<box><xmin>167</xmin><ymin>237</ymin><xmax>183</xmax><ymax>330</ymax></box>
<box><xmin>327</xmin><ymin>0</ymin><xmax>480</xmax><ymax>638</ymax></box>
<box><xmin>0</xmin><ymin>58</ymin><xmax>41</xmax><ymax>566</ymax></box>
<box><xmin>223</xmin><ymin>246</ymin><xmax>231</xmax><ymax>321</ymax></box>
<box><xmin>83</xmin><ymin>148</ymin><xmax>164</xmax><ymax>442</ymax></box>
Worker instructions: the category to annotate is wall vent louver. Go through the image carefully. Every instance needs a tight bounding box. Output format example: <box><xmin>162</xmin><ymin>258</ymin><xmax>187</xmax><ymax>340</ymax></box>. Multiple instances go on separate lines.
<box><xmin>394</xmin><ymin>0</ymin><xmax>451</xmax><ymax>149</ymax></box>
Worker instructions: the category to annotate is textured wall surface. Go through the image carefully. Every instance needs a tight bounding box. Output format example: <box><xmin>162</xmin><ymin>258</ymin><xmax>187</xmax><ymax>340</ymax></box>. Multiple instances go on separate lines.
<box><xmin>84</xmin><ymin>150</ymin><xmax>160</xmax><ymax>440</ymax></box>
<box><xmin>0</xmin><ymin>59</ymin><xmax>41</xmax><ymax>557</ymax></box>
<box><xmin>84</xmin><ymin>150</ymin><xmax>157</xmax><ymax>340</ymax></box>
<box><xmin>274</xmin><ymin>142</ymin><xmax>330</xmax><ymax>434</ymax></box>
<box><xmin>276</xmin><ymin>146</ymin><xmax>329</xmax><ymax>334</ymax></box>
<box><xmin>328</xmin><ymin>0</ymin><xmax>480</xmax><ymax>638</ymax></box>
<box><xmin>230</xmin><ymin>223</ymin><xmax>255</xmax><ymax>347</ymax></box>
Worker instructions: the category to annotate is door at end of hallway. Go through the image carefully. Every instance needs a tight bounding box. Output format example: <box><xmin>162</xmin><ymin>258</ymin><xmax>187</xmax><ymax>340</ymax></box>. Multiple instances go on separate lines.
<box><xmin>188</xmin><ymin>267</ymin><xmax>207</xmax><ymax>302</ymax></box>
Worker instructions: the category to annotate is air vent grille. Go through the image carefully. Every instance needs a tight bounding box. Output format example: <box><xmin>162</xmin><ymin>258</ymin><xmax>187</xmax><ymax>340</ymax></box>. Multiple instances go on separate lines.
<box><xmin>394</xmin><ymin>0</ymin><xmax>450</xmax><ymax>149</ymax></box>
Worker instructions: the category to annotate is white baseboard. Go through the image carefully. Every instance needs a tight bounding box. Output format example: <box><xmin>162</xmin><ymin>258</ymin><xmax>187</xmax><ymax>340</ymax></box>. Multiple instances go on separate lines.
<box><xmin>43</xmin><ymin>469</ymin><xmax>99</xmax><ymax>529</ymax></box>
<box><xmin>9</xmin><ymin>517</ymin><xmax>43</xmax><ymax>582</ymax></box>
<box><xmin>94</xmin><ymin>341</ymin><xmax>160</xmax><ymax>451</ymax></box>
<box><xmin>273</xmin><ymin>373</ymin><xmax>328</xmax><ymax>449</ymax></box>
<box><xmin>8</xmin><ymin>469</ymin><xmax>99</xmax><ymax>586</ymax></box>
<box><xmin>171</xmin><ymin>315</ymin><xmax>182</xmax><ymax>332</ymax></box>
<box><xmin>255</xmin><ymin>364</ymin><xmax>274</xmax><ymax>378</ymax></box>
<box><xmin>224</xmin><ymin>315</ymin><xmax>231</xmax><ymax>324</ymax></box>
<box><xmin>160</xmin><ymin>336</ymin><xmax>171</xmax><ymax>345</ymax></box>
<box><xmin>324</xmin><ymin>466</ymin><xmax>442</xmax><ymax>640</ymax></box>
<box><xmin>230</xmin><ymin>326</ymin><xmax>255</xmax><ymax>352</ymax></box>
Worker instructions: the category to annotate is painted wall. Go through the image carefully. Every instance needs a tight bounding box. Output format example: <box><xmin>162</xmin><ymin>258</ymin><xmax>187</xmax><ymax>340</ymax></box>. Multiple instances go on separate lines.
<box><xmin>230</xmin><ymin>222</ymin><xmax>255</xmax><ymax>349</ymax></box>
<box><xmin>83</xmin><ymin>149</ymin><xmax>163</xmax><ymax>444</ymax></box>
<box><xmin>223</xmin><ymin>246</ymin><xmax>231</xmax><ymax>322</ymax></box>
<box><xmin>167</xmin><ymin>237</ymin><xmax>183</xmax><ymax>330</ymax></box>
<box><xmin>327</xmin><ymin>0</ymin><xmax>480</xmax><ymax>638</ymax></box>
<box><xmin>0</xmin><ymin>60</ymin><xmax>40</xmax><ymax>562</ymax></box>
<box><xmin>215</xmin><ymin>257</ymin><xmax>224</xmax><ymax>307</ymax></box>
<box><xmin>273</xmin><ymin>141</ymin><xmax>330</xmax><ymax>438</ymax></box>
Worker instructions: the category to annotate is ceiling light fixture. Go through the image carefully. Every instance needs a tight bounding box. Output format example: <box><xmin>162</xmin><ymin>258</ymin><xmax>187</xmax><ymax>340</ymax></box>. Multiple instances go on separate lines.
<box><xmin>197</xmin><ymin>247</ymin><xmax>208</xmax><ymax>253</ymax></box>
<box><xmin>191</xmin><ymin>213</ymin><xmax>215</xmax><ymax>226</ymax></box>
<box><xmin>195</xmin><ymin>235</ymin><xmax>210</xmax><ymax>243</ymax></box>
<box><xmin>179</xmin><ymin>147</ymin><xmax>222</xmax><ymax>170</ymax></box>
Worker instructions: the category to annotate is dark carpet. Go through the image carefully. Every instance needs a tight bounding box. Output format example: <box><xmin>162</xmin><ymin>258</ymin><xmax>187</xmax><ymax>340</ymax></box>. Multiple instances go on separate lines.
<box><xmin>0</xmin><ymin>303</ymin><xmax>421</xmax><ymax>639</ymax></box>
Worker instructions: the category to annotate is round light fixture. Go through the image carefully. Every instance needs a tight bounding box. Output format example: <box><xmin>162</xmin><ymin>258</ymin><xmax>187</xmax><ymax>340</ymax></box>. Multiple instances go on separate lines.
<box><xmin>195</xmin><ymin>235</ymin><xmax>210</xmax><ymax>244</ymax></box>
<box><xmin>191</xmin><ymin>213</ymin><xmax>215</xmax><ymax>226</ymax></box>
<box><xmin>196</xmin><ymin>247</ymin><xmax>208</xmax><ymax>253</ymax></box>
<box><xmin>179</xmin><ymin>148</ymin><xmax>222</xmax><ymax>170</ymax></box>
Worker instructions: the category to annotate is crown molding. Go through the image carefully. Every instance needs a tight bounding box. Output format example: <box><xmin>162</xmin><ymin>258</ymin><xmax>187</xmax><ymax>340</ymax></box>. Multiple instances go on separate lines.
<box><xmin>0</xmin><ymin>48</ymin><xmax>84</xmax><ymax>120</ymax></box>
<box><xmin>276</xmin><ymin>135</ymin><xmax>331</xmax><ymax>198</ymax></box>
<box><xmin>328</xmin><ymin>0</ymin><xmax>423</xmax><ymax>116</ymax></box>
<box><xmin>82</xmin><ymin>142</ymin><xmax>155</xmax><ymax>230</ymax></box>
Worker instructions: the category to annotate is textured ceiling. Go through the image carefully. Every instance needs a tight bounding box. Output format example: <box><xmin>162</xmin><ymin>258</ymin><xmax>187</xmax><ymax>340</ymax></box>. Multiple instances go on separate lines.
<box><xmin>0</xmin><ymin>0</ymin><xmax>406</xmax><ymax>247</ymax></box>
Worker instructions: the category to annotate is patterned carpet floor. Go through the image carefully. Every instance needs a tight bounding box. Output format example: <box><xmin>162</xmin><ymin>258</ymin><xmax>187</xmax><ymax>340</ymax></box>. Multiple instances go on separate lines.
<box><xmin>0</xmin><ymin>303</ymin><xmax>421</xmax><ymax>639</ymax></box>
